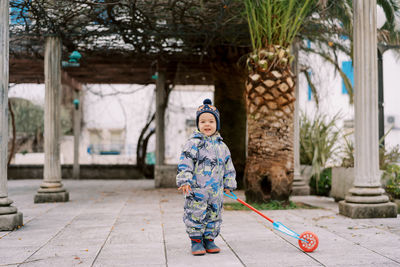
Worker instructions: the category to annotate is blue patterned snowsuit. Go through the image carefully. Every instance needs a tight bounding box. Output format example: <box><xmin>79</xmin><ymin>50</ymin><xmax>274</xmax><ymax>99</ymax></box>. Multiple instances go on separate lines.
<box><xmin>176</xmin><ymin>130</ymin><xmax>237</xmax><ymax>238</ymax></box>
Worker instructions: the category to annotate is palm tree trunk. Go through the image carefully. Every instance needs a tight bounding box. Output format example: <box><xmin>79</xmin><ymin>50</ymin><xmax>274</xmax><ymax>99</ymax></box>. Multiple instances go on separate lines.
<box><xmin>210</xmin><ymin>46</ymin><xmax>248</xmax><ymax>189</ymax></box>
<box><xmin>245</xmin><ymin>46</ymin><xmax>296</xmax><ymax>202</ymax></box>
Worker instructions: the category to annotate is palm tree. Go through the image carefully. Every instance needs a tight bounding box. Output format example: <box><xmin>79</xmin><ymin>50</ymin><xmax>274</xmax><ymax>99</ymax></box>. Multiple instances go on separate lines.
<box><xmin>243</xmin><ymin>0</ymin><xmax>318</xmax><ymax>202</ymax></box>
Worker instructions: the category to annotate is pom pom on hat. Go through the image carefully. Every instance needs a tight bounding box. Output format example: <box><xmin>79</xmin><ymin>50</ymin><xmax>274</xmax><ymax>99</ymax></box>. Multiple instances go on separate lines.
<box><xmin>203</xmin><ymin>99</ymin><xmax>212</xmax><ymax>105</ymax></box>
<box><xmin>196</xmin><ymin>99</ymin><xmax>220</xmax><ymax>131</ymax></box>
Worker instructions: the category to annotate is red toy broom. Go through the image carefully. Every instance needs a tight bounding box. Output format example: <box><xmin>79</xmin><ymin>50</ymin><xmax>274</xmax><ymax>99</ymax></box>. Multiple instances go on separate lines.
<box><xmin>224</xmin><ymin>191</ymin><xmax>319</xmax><ymax>252</ymax></box>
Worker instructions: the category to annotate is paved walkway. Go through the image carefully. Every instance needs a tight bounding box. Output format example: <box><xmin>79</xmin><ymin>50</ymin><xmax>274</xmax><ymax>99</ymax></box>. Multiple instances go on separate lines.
<box><xmin>1</xmin><ymin>180</ymin><xmax>399</xmax><ymax>267</ymax></box>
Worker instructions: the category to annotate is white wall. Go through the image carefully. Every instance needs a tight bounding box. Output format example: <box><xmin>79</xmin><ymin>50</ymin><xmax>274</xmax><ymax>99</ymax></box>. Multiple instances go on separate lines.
<box><xmin>81</xmin><ymin>83</ymin><xmax>155</xmax><ymax>164</ymax></box>
<box><xmin>9</xmin><ymin>83</ymin><xmax>45</xmax><ymax>106</ymax></box>
<box><xmin>383</xmin><ymin>50</ymin><xmax>400</xmax><ymax>149</ymax></box>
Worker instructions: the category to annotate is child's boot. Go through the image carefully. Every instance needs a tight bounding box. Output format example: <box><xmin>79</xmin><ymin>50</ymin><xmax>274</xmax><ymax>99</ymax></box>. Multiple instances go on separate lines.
<box><xmin>190</xmin><ymin>236</ymin><xmax>206</xmax><ymax>255</ymax></box>
<box><xmin>203</xmin><ymin>238</ymin><xmax>220</xmax><ymax>253</ymax></box>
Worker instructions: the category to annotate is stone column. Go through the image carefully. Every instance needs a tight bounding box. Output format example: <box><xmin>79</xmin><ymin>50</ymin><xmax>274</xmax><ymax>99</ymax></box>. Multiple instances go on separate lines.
<box><xmin>155</xmin><ymin>70</ymin><xmax>166</xmax><ymax>166</ymax></box>
<box><xmin>73</xmin><ymin>90</ymin><xmax>80</xmax><ymax>179</ymax></box>
<box><xmin>339</xmin><ymin>0</ymin><xmax>396</xmax><ymax>218</ymax></box>
<box><xmin>0</xmin><ymin>0</ymin><xmax>23</xmax><ymax>230</ymax></box>
<box><xmin>154</xmin><ymin>70</ymin><xmax>176</xmax><ymax>188</ymax></box>
<box><xmin>34</xmin><ymin>37</ymin><xmax>69</xmax><ymax>203</ymax></box>
<box><xmin>291</xmin><ymin>40</ymin><xmax>309</xmax><ymax>195</ymax></box>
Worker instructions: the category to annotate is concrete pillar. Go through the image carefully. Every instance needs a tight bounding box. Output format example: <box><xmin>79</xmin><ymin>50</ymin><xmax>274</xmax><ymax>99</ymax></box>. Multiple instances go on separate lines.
<box><xmin>291</xmin><ymin>40</ymin><xmax>309</xmax><ymax>195</ymax></box>
<box><xmin>339</xmin><ymin>0</ymin><xmax>396</xmax><ymax>218</ymax></box>
<box><xmin>73</xmin><ymin>90</ymin><xmax>80</xmax><ymax>179</ymax></box>
<box><xmin>34</xmin><ymin>37</ymin><xmax>69</xmax><ymax>203</ymax></box>
<box><xmin>154</xmin><ymin>70</ymin><xmax>175</xmax><ymax>188</ymax></box>
<box><xmin>155</xmin><ymin>70</ymin><xmax>166</xmax><ymax>166</ymax></box>
<box><xmin>0</xmin><ymin>0</ymin><xmax>23</xmax><ymax>230</ymax></box>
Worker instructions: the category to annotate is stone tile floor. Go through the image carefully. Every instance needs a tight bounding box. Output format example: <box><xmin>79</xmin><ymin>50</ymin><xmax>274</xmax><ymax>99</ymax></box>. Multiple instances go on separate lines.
<box><xmin>0</xmin><ymin>179</ymin><xmax>399</xmax><ymax>266</ymax></box>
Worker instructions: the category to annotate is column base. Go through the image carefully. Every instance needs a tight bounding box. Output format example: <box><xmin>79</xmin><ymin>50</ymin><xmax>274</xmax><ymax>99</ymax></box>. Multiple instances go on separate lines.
<box><xmin>394</xmin><ymin>199</ymin><xmax>400</xmax><ymax>213</ymax></box>
<box><xmin>292</xmin><ymin>185</ymin><xmax>310</xmax><ymax>196</ymax></box>
<box><xmin>0</xmin><ymin>212</ymin><xmax>23</xmax><ymax>231</ymax></box>
<box><xmin>339</xmin><ymin>201</ymin><xmax>397</xmax><ymax>218</ymax></box>
<box><xmin>34</xmin><ymin>191</ymin><xmax>69</xmax><ymax>203</ymax></box>
<box><xmin>154</xmin><ymin>165</ymin><xmax>177</xmax><ymax>188</ymax></box>
<box><xmin>291</xmin><ymin>174</ymin><xmax>310</xmax><ymax>196</ymax></box>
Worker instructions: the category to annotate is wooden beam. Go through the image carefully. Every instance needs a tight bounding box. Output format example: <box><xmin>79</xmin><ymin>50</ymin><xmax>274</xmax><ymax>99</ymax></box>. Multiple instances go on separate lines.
<box><xmin>9</xmin><ymin>56</ymin><xmax>214</xmax><ymax>85</ymax></box>
<box><xmin>62</xmin><ymin>71</ymin><xmax>82</xmax><ymax>91</ymax></box>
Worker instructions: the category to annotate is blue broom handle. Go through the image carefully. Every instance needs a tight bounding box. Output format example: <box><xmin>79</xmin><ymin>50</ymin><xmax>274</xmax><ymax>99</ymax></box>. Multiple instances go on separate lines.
<box><xmin>223</xmin><ymin>191</ymin><xmax>238</xmax><ymax>200</ymax></box>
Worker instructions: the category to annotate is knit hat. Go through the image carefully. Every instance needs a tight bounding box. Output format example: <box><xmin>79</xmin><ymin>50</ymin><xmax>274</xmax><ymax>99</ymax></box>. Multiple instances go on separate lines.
<box><xmin>196</xmin><ymin>99</ymin><xmax>220</xmax><ymax>131</ymax></box>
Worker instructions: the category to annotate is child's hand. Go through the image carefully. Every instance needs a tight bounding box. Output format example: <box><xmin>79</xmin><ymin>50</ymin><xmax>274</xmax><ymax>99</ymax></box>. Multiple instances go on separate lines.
<box><xmin>224</xmin><ymin>189</ymin><xmax>231</xmax><ymax>194</ymax></box>
<box><xmin>178</xmin><ymin>184</ymin><xmax>192</xmax><ymax>195</ymax></box>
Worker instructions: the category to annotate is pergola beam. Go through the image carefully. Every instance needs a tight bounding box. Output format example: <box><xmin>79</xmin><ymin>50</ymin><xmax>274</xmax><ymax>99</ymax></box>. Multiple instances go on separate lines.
<box><xmin>9</xmin><ymin>57</ymin><xmax>213</xmax><ymax>85</ymax></box>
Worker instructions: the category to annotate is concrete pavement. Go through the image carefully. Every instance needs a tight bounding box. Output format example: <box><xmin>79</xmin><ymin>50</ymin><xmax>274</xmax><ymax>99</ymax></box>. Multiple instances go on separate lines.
<box><xmin>1</xmin><ymin>179</ymin><xmax>399</xmax><ymax>266</ymax></box>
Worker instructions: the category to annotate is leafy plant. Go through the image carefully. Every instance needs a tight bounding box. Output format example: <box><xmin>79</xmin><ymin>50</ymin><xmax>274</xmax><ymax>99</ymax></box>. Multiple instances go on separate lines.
<box><xmin>340</xmin><ymin>133</ymin><xmax>354</xmax><ymax>168</ymax></box>
<box><xmin>9</xmin><ymin>98</ymin><xmax>73</xmax><ymax>136</ymax></box>
<box><xmin>9</xmin><ymin>98</ymin><xmax>44</xmax><ymax>135</ymax></box>
<box><xmin>341</xmin><ymin>132</ymin><xmax>400</xmax><ymax>170</ymax></box>
<box><xmin>299</xmin><ymin>112</ymin><xmax>340</xmax><ymax>194</ymax></box>
<box><xmin>244</xmin><ymin>0</ymin><xmax>316</xmax><ymax>50</ymax></box>
<box><xmin>383</xmin><ymin>164</ymin><xmax>400</xmax><ymax>199</ymax></box>
<box><xmin>8</xmin><ymin>98</ymin><xmax>73</xmax><ymax>155</ymax></box>
<box><xmin>309</xmin><ymin>167</ymin><xmax>332</xmax><ymax>196</ymax></box>
<box><xmin>340</xmin><ymin>133</ymin><xmax>400</xmax><ymax>200</ymax></box>
<box><xmin>380</xmin><ymin>145</ymin><xmax>400</xmax><ymax>171</ymax></box>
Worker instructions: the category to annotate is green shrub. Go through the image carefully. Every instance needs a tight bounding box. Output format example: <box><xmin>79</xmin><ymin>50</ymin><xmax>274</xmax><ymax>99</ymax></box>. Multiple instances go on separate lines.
<box><xmin>300</xmin><ymin>112</ymin><xmax>340</xmax><ymax>194</ymax></box>
<box><xmin>340</xmin><ymin>134</ymin><xmax>354</xmax><ymax>167</ymax></box>
<box><xmin>309</xmin><ymin>167</ymin><xmax>332</xmax><ymax>196</ymax></box>
<box><xmin>380</xmin><ymin>145</ymin><xmax>400</xmax><ymax>171</ymax></box>
<box><xmin>9</xmin><ymin>98</ymin><xmax>44</xmax><ymax>135</ymax></box>
<box><xmin>384</xmin><ymin>164</ymin><xmax>400</xmax><ymax>199</ymax></box>
<box><xmin>9</xmin><ymin>97</ymin><xmax>72</xmax><ymax>136</ymax></box>
<box><xmin>341</xmin><ymin>131</ymin><xmax>400</xmax><ymax>170</ymax></box>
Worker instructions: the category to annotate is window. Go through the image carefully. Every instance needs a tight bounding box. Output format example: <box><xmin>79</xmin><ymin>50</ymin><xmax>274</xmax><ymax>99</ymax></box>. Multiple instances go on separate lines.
<box><xmin>308</xmin><ymin>71</ymin><xmax>312</xmax><ymax>101</ymax></box>
<box><xmin>87</xmin><ymin>128</ymin><xmax>125</xmax><ymax>155</ymax></box>
<box><xmin>88</xmin><ymin>129</ymin><xmax>102</xmax><ymax>154</ymax></box>
<box><xmin>342</xmin><ymin>61</ymin><xmax>354</xmax><ymax>94</ymax></box>
<box><xmin>89</xmin><ymin>129</ymin><xmax>102</xmax><ymax>145</ymax></box>
<box><xmin>108</xmin><ymin>129</ymin><xmax>124</xmax><ymax>154</ymax></box>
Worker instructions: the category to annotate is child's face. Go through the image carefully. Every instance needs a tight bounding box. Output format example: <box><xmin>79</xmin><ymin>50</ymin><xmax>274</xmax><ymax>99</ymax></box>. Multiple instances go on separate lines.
<box><xmin>198</xmin><ymin>112</ymin><xmax>217</xmax><ymax>136</ymax></box>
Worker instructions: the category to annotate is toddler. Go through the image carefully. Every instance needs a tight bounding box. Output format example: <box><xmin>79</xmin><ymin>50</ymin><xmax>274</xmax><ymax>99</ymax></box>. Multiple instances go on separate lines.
<box><xmin>176</xmin><ymin>99</ymin><xmax>237</xmax><ymax>255</ymax></box>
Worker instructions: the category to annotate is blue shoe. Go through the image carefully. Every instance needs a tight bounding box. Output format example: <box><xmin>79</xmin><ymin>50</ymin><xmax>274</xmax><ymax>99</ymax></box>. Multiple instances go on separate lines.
<box><xmin>203</xmin><ymin>238</ymin><xmax>220</xmax><ymax>253</ymax></box>
<box><xmin>190</xmin><ymin>237</ymin><xmax>206</xmax><ymax>256</ymax></box>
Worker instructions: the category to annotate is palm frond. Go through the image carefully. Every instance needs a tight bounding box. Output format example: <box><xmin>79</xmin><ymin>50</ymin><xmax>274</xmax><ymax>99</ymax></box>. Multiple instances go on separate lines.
<box><xmin>377</xmin><ymin>0</ymin><xmax>399</xmax><ymax>32</ymax></box>
<box><xmin>243</xmin><ymin>0</ymin><xmax>318</xmax><ymax>50</ymax></box>
<box><xmin>301</xmin><ymin>69</ymin><xmax>320</xmax><ymax>107</ymax></box>
<box><xmin>303</xmin><ymin>47</ymin><xmax>354</xmax><ymax>103</ymax></box>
